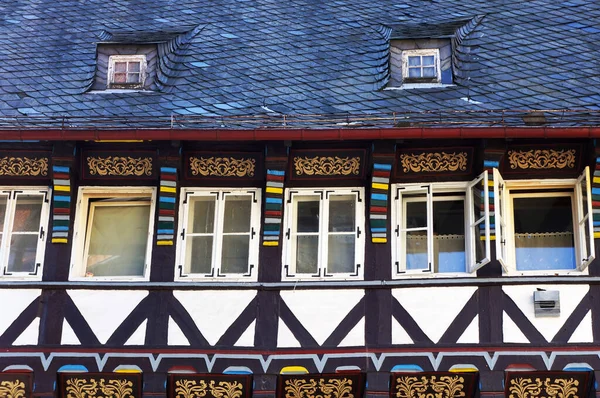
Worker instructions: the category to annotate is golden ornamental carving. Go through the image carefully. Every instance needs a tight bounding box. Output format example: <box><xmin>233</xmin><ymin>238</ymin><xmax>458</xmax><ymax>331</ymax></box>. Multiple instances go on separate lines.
<box><xmin>87</xmin><ymin>156</ymin><xmax>153</xmax><ymax>176</ymax></box>
<box><xmin>400</xmin><ymin>152</ymin><xmax>468</xmax><ymax>173</ymax></box>
<box><xmin>65</xmin><ymin>377</ymin><xmax>135</xmax><ymax>398</ymax></box>
<box><xmin>508</xmin><ymin>377</ymin><xmax>579</xmax><ymax>398</ymax></box>
<box><xmin>284</xmin><ymin>377</ymin><xmax>354</xmax><ymax>398</ymax></box>
<box><xmin>0</xmin><ymin>379</ymin><xmax>26</xmax><ymax>398</ymax></box>
<box><xmin>189</xmin><ymin>157</ymin><xmax>256</xmax><ymax>177</ymax></box>
<box><xmin>174</xmin><ymin>379</ymin><xmax>244</xmax><ymax>398</ymax></box>
<box><xmin>0</xmin><ymin>156</ymin><xmax>48</xmax><ymax>177</ymax></box>
<box><xmin>508</xmin><ymin>149</ymin><xmax>576</xmax><ymax>170</ymax></box>
<box><xmin>395</xmin><ymin>375</ymin><xmax>465</xmax><ymax>398</ymax></box>
<box><xmin>293</xmin><ymin>156</ymin><xmax>361</xmax><ymax>176</ymax></box>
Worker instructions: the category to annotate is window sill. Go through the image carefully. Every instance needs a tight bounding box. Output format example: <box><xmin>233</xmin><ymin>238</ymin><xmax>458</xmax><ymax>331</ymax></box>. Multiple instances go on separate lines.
<box><xmin>392</xmin><ymin>271</ymin><xmax>476</xmax><ymax>279</ymax></box>
<box><xmin>384</xmin><ymin>83</ymin><xmax>455</xmax><ymax>90</ymax></box>
<box><xmin>504</xmin><ymin>268</ymin><xmax>589</xmax><ymax>277</ymax></box>
<box><xmin>86</xmin><ymin>89</ymin><xmax>154</xmax><ymax>94</ymax></box>
<box><xmin>69</xmin><ymin>275</ymin><xmax>150</xmax><ymax>282</ymax></box>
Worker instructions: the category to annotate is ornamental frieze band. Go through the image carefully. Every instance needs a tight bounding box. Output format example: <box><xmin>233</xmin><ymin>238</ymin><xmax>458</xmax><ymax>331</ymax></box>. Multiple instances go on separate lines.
<box><xmin>390</xmin><ymin>372</ymin><xmax>478</xmax><ymax>398</ymax></box>
<box><xmin>507</xmin><ymin>149</ymin><xmax>576</xmax><ymax>170</ymax></box>
<box><xmin>0</xmin><ymin>379</ymin><xmax>26</xmax><ymax>397</ymax></box>
<box><xmin>87</xmin><ymin>156</ymin><xmax>153</xmax><ymax>177</ymax></box>
<box><xmin>189</xmin><ymin>156</ymin><xmax>256</xmax><ymax>177</ymax></box>
<box><xmin>0</xmin><ymin>156</ymin><xmax>48</xmax><ymax>177</ymax></box>
<box><xmin>400</xmin><ymin>151</ymin><xmax>468</xmax><ymax>173</ymax></box>
<box><xmin>58</xmin><ymin>373</ymin><xmax>142</xmax><ymax>398</ymax></box>
<box><xmin>293</xmin><ymin>156</ymin><xmax>361</xmax><ymax>176</ymax></box>
<box><xmin>507</xmin><ymin>377</ymin><xmax>579</xmax><ymax>398</ymax></box>
<box><xmin>173</xmin><ymin>379</ymin><xmax>244</xmax><ymax>398</ymax></box>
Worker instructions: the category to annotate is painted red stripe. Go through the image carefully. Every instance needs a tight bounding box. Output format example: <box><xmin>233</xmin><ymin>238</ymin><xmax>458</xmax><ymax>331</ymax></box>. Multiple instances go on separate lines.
<box><xmin>159</xmin><ymin>210</ymin><xmax>176</xmax><ymax>216</ymax></box>
<box><xmin>160</xmin><ymin>174</ymin><xmax>177</xmax><ymax>181</ymax></box>
<box><xmin>53</xmin><ymin>208</ymin><xmax>70</xmax><ymax>215</ymax></box>
<box><xmin>267</xmin><ymin>174</ymin><xmax>285</xmax><ymax>182</ymax></box>
<box><xmin>53</xmin><ymin>173</ymin><xmax>70</xmax><ymax>180</ymax></box>
<box><xmin>372</xmin><ymin>170</ymin><xmax>391</xmax><ymax>178</ymax></box>
<box><xmin>370</xmin><ymin>206</ymin><xmax>388</xmax><ymax>213</ymax></box>
<box><xmin>265</xmin><ymin>211</ymin><xmax>282</xmax><ymax>217</ymax></box>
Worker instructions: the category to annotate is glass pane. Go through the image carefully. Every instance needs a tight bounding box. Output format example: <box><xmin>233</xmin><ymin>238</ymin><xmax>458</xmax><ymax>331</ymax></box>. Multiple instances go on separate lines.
<box><xmin>7</xmin><ymin>235</ymin><xmax>37</xmax><ymax>273</ymax></box>
<box><xmin>422</xmin><ymin>56</ymin><xmax>435</xmax><ymax>65</ymax></box>
<box><xmin>296</xmin><ymin>199</ymin><xmax>320</xmax><ymax>233</ymax></box>
<box><xmin>329</xmin><ymin>195</ymin><xmax>355</xmax><ymax>232</ymax></box>
<box><xmin>296</xmin><ymin>235</ymin><xmax>318</xmax><ymax>274</ymax></box>
<box><xmin>223</xmin><ymin>195</ymin><xmax>252</xmax><ymax>233</ymax></box>
<box><xmin>13</xmin><ymin>195</ymin><xmax>43</xmax><ymax>232</ymax></box>
<box><xmin>186</xmin><ymin>236</ymin><xmax>213</xmax><ymax>274</ymax></box>
<box><xmin>580</xmin><ymin>175</ymin><xmax>593</xmax><ymax>261</ymax></box>
<box><xmin>408</xmin><ymin>56</ymin><xmax>421</xmax><ymax>66</ymax></box>
<box><xmin>189</xmin><ymin>197</ymin><xmax>215</xmax><ymax>234</ymax></box>
<box><xmin>128</xmin><ymin>62</ymin><xmax>141</xmax><ymax>72</ymax></box>
<box><xmin>327</xmin><ymin>235</ymin><xmax>355</xmax><ymax>273</ymax></box>
<box><xmin>114</xmin><ymin>62</ymin><xmax>127</xmax><ymax>72</ymax></box>
<box><xmin>433</xmin><ymin>200</ymin><xmax>465</xmax><ymax>272</ymax></box>
<box><xmin>423</xmin><ymin>67</ymin><xmax>436</xmax><ymax>77</ymax></box>
<box><xmin>85</xmin><ymin>204</ymin><xmax>150</xmax><ymax>277</ymax></box>
<box><xmin>0</xmin><ymin>195</ymin><xmax>7</xmax><ymax>231</ymax></box>
<box><xmin>513</xmin><ymin>196</ymin><xmax>575</xmax><ymax>270</ymax></box>
<box><xmin>471</xmin><ymin>181</ymin><xmax>486</xmax><ymax>264</ymax></box>
<box><xmin>221</xmin><ymin>235</ymin><xmax>250</xmax><ymax>274</ymax></box>
<box><xmin>408</xmin><ymin>68</ymin><xmax>421</xmax><ymax>78</ymax></box>
<box><xmin>127</xmin><ymin>73</ymin><xmax>140</xmax><ymax>83</ymax></box>
<box><xmin>405</xmin><ymin>200</ymin><xmax>427</xmax><ymax>228</ymax></box>
<box><xmin>113</xmin><ymin>73</ymin><xmax>127</xmax><ymax>83</ymax></box>
<box><xmin>405</xmin><ymin>231</ymin><xmax>428</xmax><ymax>270</ymax></box>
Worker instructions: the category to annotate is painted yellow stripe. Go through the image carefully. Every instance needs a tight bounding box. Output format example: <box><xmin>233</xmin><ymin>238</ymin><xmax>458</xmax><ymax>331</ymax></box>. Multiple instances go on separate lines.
<box><xmin>372</xmin><ymin>237</ymin><xmax>387</xmax><ymax>244</ymax></box>
<box><xmin>54</xmin><ymin>185</ymin><xmax>71</xmax><ymax>192</ymax></box>
<box><xmin>594</xmin><ymin>232</ymin><xmax>600</xmax><ymax>239</ymax></box>
<box><xmin>263</xmin><ymin>241</ymin><xmax>279</xmax><ymax>247</ymax></box>
<box><xmin>160</xmin><ymin>186</ymin><xmax>177</xmax><ymax>194</ymax></box>
<box><xmin>266</xmin><ymin>187</ymin><xmax>283</xmax><ymax>194</ymax></box>
<box><xmin>52</xmin><ymin>238</ymin><xmax>68</xmax><ymax>244</ymax></box>
<box><xmin>487</xmin><ymin>180</ymin><xmax>494</xmax><ymax>187</ymax></box>
<box><xmin>371</xmin><ymin>183</ymin><xmax>389</xmax><ymax>190</ymax></box>
<box><xmin>115</xmin><ymin>369</ymin><xmax>142</xmax><ymax>373</ymax></box>
<box><xmin>157</xmin><ymin>241</ymin><xmax>173</xmax><ymax>246</ymax></box>
<box><xmin>280</xmin><ymin>366</ymin><xmax>309</xmax><ymax>375</ymax></box>
<box><xmin>94</xmin><ymin>140</ymin><xmax>145</xmax><ymax>143</ymax></box>
<box><xmin>594</xmin><ymin>176</ymin><xmax>600</xmax><ymax>184</ymax></box>
<box><xmin>450</xmin><ymin>368</ymin><xmax>478</xmax><ymax>373</ymax></box>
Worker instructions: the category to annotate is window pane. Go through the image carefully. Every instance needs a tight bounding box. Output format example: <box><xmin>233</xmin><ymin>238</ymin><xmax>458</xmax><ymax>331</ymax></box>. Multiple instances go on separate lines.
<box><xmin>513</xmin><ymin>196</ymin><xmax>575</xmax><ymax>270</ymax></box>
<box><xmin>406</xmin><ymin>201</ymin><xmax>427</xmax><ymax>228</ymax></box>
<box><xmin>7</xmin><ymin>235</ymin><xmax>37</xmax><ymax>273</ymax></box>
<box><xmin>0</xmin><ymin>196</ymin><xmax>7</xmax><ymax>231</ymax></box>
<box><xmin>296</xmin><ymin>235</ymin><xmax>318</xmax><ymax>273</ymax></box>
<box><xmin>423</xmin><ymin>67</ymin><xmax>436</xmax><ymax>77</ymax></box>
<box><xmin>408</xmin><ymin>68</ymin><xmax>421</xmax><ymax>78</ymax></box>
<box><xmin>296</xmin><ymin>199</ymin><xmax>319</xmax><ymax>232</ymax></box>
<box><xmin>327</xmin><ymin>235</ymin><xmax>355</xmax><ymax>273</ymax></box>
<box><xmin>128</xmin><ymin>62</ymin><xmax>141</xmax><ymax>73</ymax></box>
<box><xmin>406</xmin><ymin>231</ymin><xmax>428</xmax><ymax>270</ymax></box>
<box><xmin>433</xmin><ymin>200</ymin><xmax>465</xmax><ymax>272</ymax></box>
<box><xmin>221</xmin><ymin>235</ymin><xmax>250</xmax><ymax>274</ymax></box>
<box><xmin>189</xmin><ymin>197</ymin><xmax>215</xmax><ymax>233</ymax></box>
<box><xmin>471</xmin><ymin>182</ymin><xmax>486</xmax><ymax>264</ymax></box>
<box><xmin>127</xmin><ymin>73</ymin><xmax>140</xmax><ymax>83</ymax></box>
<box><xmin>113</xmin><ymin>73</ymin><xmax>127</xmax><ymax>83</ymax></box>
<box><xmin>408</xmin><ymin>56</ymin><xmax>421</xmax><ymax>66</ymax></box>
<box><xmin>422</xmin><ymin>56</ymin><xmax>435</xmax><ymax>66</ymax></box>
<box><xmin>13</xmin><ymin>195</ymin><xmax>43</xmax><ymax>232</ymax></box>
<box><xmin>329</xmin><ymin>195</ymin><xmax>355</xmax><ymax>232</ymax></box>
<box><xmin>114</xmin><ymin>62</ymin><xmax>127</xmax><ymax>72</ymax></box>
<box><xmin>223</xmin><ymin>196</ymin><xmax>252</xmax><ymax>233</ymax></box>
<box><xmin>85</xmin><ymin>204</ymin><xmax>149</xmax><ymax>277</ymax></box>
<box><xmin>186</xmin><ymin>236</ymin><xmax>213</xmax><ymax>274</ymax></box>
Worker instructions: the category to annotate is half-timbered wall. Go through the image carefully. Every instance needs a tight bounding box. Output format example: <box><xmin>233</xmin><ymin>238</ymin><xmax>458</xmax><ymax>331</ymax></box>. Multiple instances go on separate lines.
<box><xmin>0</xmin><ymin>139</ymin><xmax>597</xmax><ymax>397</ymax></box>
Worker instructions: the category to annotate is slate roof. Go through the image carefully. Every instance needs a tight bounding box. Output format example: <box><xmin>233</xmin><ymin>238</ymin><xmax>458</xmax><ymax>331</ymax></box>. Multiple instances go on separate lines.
<box><xmin>1</xmin><ymin>0</ymin><xmax>600</xmax><ymax>128</ymax></box>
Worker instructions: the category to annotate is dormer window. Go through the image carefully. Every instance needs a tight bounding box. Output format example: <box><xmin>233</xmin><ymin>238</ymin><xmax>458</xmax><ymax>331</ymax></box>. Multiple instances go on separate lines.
<box><xmin>402</xmin><ymin>49</ymin><xmax>440</xmax><ymax>83</ymax></box>
<box><xmin>107</xmin><ymin>55</ymin><xmax>147</xmax><ymax>89</ymax></box>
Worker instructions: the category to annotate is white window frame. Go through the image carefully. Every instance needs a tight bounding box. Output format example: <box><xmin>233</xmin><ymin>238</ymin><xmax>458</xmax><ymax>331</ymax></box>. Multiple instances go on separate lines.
<box><xmin>175</xmin><ymin>188</ymin><xmax>261</xmax><ymax>281</ymax></box>
<box><xmin>69</xmin><ymin>186</ymin><xmax>156</xmax><ymax>281</ymax></box>
<box><xmin>401</xmin><ymin>49</ymin><xmax>441</xmax><ymax>83</ymax></box>
<box><xmin>282</xmin><ymin>188</ymin><xmax>365</xmax><ymax>280</ymax></box>
<box><xmin>107</xmin><ymin>55</ymin><xmax>147</xmax><ymax>88</ymax></box>
<box><xmin>391</xmin><ymin>171</ymin><xmax>490</xmax><ymax>277</ymax></box>
<box><xmin>494</xmin><ymin>167</ymin><xmax>594</xmax><ymax>275</ymax></box>
<box><xmin>0</xmin><ymin>187</ymin><xmax>51</xmax><ymax>279</ymax></box>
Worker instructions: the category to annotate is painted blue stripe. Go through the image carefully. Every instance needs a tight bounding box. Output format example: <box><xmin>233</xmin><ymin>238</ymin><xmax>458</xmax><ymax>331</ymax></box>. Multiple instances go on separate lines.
<box><xmin>266</xmin><ymin>197</ymin><xmax>283</xmax><ymax>204</ymax></box>
<box><xmin>159</xmin><ymin>196</ymin><xmax>176</xmax><ymax>203</ymax></box>
<box><xmin>157</xmin><ymin>229</ymin><xmax>175</xmax><ymax>234</ymax></box>
<box><xmin>52</xmin><ymin>226</ymin><xmax>69</xmax><ymax>231</ymax></box>
<box><xmin>373</xmin><ymin>163</ymin><xmax>392</xmax><ymax>171</ymax></box>
<box><xmin>160</xmin><ymin>167</ymin><xmax>177</xmax><ymax>174</ymax></box>
<box><xmin>370</xmin><ymin>228</ymin><xmax>387</xmax><ymax>233</ymax></box>
<box><xmin>267</xmin><ymin>169</ymin><xmax>285</xmax><ymax>176</ymax></box>
<box><xmin>592</xmin><ymin>187</ymin><xmax>600</xmax><ymax>195</ymax></box>
<box><xmin>488</xmin><ymin>192</ymin><xmax>495</xmax><ymax>198</ymax></box>
<box><xmin>596</xmin><ymin>157</ymin><xmax>600</xmax><ymax>163</ymax></box>
<box><xmin>371</xmin><ymin>193</ymin><xmax>388</xmax><ymax>201</ymax></box>
<box><xmin>593</xmin><ymin>221</ymin><xmax>600</xmax><ymax>227</ymax></box>
<box><xmin>484</xmin><ymin>160</ymin><xmax>499</xmax><ymax>168</ymax></box>
<box><xmin>263</xmin><ymin>230</ymin><xmax>280</xmax><ymax>236</ymax></box>
<box><xmin>54</xmin><ymin>196</ymin><xmax>71</xmax><ymax>202</ymax></box>
<box><xmin>53</xmin><ymin>165</ymin><xmax>70</xmax><ymax>173</ymax></box>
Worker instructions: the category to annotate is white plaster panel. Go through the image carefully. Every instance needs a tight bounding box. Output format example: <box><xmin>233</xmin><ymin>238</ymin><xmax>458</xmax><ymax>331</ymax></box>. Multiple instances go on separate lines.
<box><xmin>277</xmin><ymin>318</ymin><xmax>300</xmax><ymax>348</ymax></box>
<box><xmin>234</xmin><ymin>320</ymin><xmax>255</xmax><ymax>347</ymax></box>
<box><xmin>457</xmin><ymin>315</ymin><xmax>479</xmax><ymax>344</ymax></box>
<box><xmin>280</xmin><ymin>289</ymin><xmax>364</xmax><ymax>346</ymax></box>
<box><xmin>61</xmin><ymin>320</ymin><xmax>80</xmax><ymax>345</ymax></box>
<box><xmin>339</xmin><ymin>317</ymin><xmax>365</xmax><ymax>347</ymax></box>
<box><xmin>392</xmin><ymin>317</ymin><xmax>414</xmax><ymax>345</ymax></box>
<box><xmin>124</xmin><ymin>320</ymin><xmax>147</xmax><ymax>345</ymax></box>
<box><xmin>392</xmin><ymin>287</ymin><xmax>477</xmax><ymax>343</ymax></box>
<box><xmin>173</xmin><ymin>290</ymin><xmax>256</xmax><ymax>346</ymax></box>
<box><xmin>168</xmin><ymin>316</ymin><xmax>189</xmax><ymax>346</ymax></box>
<box><xmin>0</xmin><ymin>289</ymin><xmax>41</xmax><ymax>336</ymax></box>
<box><xmin>502</xmin><ymin>285</ymin><xmax>589</xmax><ymax>342</ymax></box>
<box><xmin>68</xmin><ymin>290</ymin><xmax>148</xmax><ymax>344</ymax></box>
<box><xmin>503</xmin><ymin>311</ymin><xmax>530</xmax><ymax>343</ymax></box>
<box><xmin>568</xmin><ymin>310</ymin><xmax>593</xmax><ymax>343</ymax></box>
<box><xmin>13</xmin><ymin>317</ymin><xmax>39</xmax><ymax>346</ymax></box>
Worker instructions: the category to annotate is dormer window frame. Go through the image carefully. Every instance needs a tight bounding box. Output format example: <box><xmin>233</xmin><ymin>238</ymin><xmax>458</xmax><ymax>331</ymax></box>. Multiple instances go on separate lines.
<box><xmin>401</xmin><ymin>49</ymin><xmax>441</xmax><ymax>84</ymax></box>
<box><xmin>107</xmin><ymin>54</ymin><xmax>147</xmax><ymax>89</ymax></box>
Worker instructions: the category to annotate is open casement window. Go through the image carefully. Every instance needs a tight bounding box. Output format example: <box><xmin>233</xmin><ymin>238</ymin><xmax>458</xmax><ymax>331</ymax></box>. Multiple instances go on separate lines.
<box><xmin>0</xmin><ymin>189</ymin><xmax>50</xmax><ymax>278</ymax></box>
<box><xmin>176</xmin><ymin>189</ymin><xmax>261</xmax><ymax>280</ymax></box>
<box><xmin>493</xmin><ymin>167</ymin><xmax>594</xmax><ymax>273</ymax></box>
<box><xmin>70</xmin><ymin>188</ymin><xmax>156</xmax><ymax>280</ymax></box>
<box><xmin>392</xmin><ymin>172</ymin><xmax>490</xmax><ymax>276</ymax></box>
<box><xmin>282</xmin><ymin>188</ymin><xmax>364</xmax><ymax>280</ymax></box>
